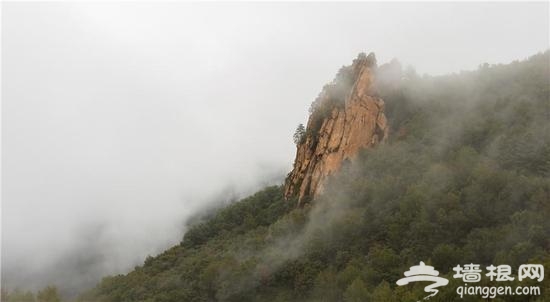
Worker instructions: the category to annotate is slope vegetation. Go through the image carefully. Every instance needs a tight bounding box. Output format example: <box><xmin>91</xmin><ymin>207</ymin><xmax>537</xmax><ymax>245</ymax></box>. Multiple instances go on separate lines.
<box><xmin>80</xmin><ymin>51</ymin><xmax>550</xmax><ymax>302</ymax></box>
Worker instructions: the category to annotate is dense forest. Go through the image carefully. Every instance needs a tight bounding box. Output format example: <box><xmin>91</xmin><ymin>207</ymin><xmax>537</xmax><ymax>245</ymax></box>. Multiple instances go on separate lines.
<box><xmin>4</xmin><ymin>51</ymin><xmax>549</xmax><ymax>302</ymax></box>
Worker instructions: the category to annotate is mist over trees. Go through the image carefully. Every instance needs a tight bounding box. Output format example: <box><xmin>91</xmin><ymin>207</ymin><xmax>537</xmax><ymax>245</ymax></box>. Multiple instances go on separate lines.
<box><xmin>58</xmin><ymin>51</ymin><xmax>550</xmax><ymax>302</ymax></box>
<box><xmin>2</xmin><ymin>286</ymin><xmax>61</xmax><ymax>302</ymax></box>
<box><xmin>3</xmin><ymin>3</ymin><xmax>548</xmax><ymax>299</ymax></box>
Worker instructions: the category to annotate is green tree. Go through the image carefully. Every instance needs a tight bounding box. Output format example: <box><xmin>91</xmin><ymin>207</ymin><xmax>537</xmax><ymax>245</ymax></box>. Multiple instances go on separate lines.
<box><xmin>343</xmin><ymin>278</ymin><xmax>370</xmax><ymax>302</ymax></box>
<box><xmin>293</xmin><ymin>123</ymin><xmax>306</xmax><ymax>145</ymax></box>
<box><xmin>36</xmin><ymin>286</ymin><xmax>61</xmax><ymax>302</ymax></box>
<box><xmin>311</xmin><ymin>267</ymin><xmax>340</xmax><ymax>302</ymax></box>
<box><xmin>6</xmin><ymin>289</ymin><xmax>35</xmax><ymax>302</ymax></box>
<box><xmin>431</xmin><ymin>244</ymin><xmax>462</xmax><ymax>272</ymax></box>
<box><xmin>370</xmin><ymin>281</ymin><xmax>396</xmax><ymax>302</ymax></box>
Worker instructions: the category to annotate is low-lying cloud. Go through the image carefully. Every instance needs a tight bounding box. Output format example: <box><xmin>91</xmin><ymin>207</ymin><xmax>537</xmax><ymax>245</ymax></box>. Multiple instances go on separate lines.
<box><xmin>2</xmin><ymin>1</ymin><xmax>548</xmax><ymax>297</ymax></box>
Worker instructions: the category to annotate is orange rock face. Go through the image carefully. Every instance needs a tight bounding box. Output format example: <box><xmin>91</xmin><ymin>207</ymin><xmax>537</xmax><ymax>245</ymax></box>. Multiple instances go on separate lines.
<box><xmin>284</xmin><ymin>53</ymin><xmax>389</xmax><ymax>203</ymax></box>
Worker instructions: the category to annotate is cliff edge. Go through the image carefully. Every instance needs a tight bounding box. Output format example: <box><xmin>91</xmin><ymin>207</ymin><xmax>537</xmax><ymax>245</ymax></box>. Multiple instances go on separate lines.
<box><xmin>284</xmin><ymin>53</ymin><xmax>389</xmax><ymax>203</ymax></box>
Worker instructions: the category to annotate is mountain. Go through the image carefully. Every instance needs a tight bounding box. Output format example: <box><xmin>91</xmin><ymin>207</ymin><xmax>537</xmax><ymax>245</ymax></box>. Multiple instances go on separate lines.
<box><xmin>284</xmin><ymin>53</ymin><xmax>388</xmax><ymax>203</ymax></box>
<box><xmin>72</xmin><ymin>51</ymin><xmax>550</xmax><ymax>302</ymax></box>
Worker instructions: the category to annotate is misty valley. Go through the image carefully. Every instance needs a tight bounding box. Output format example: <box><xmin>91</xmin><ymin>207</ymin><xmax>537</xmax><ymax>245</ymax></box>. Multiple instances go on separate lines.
<box><xmin>5</xmin><ymin>50</ymin><xmax>549</xmax><ymax>302</ymax></box>
<box><xmin>2</xmin><ymin>3</ymin><xmax>549</xmax><ymax>302</ymax></box>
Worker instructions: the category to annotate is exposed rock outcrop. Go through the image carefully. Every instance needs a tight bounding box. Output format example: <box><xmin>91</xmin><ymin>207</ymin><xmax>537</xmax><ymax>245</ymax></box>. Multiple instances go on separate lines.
<box><xmin>284</xmin><ymin>53</ymin><xmax>389</xmax><ymax>203</ymax></box>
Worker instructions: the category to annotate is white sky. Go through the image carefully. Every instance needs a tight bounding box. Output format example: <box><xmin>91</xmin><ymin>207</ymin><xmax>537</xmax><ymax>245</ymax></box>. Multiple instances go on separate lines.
<box><xmin>2</xmin><ymin>1</ymin><xmax>549</xmax><ymax>294</ymax></box>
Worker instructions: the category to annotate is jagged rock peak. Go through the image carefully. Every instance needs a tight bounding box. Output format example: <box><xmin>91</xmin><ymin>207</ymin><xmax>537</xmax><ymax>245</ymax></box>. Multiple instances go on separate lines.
<box><xmin>284</xmin><ymin>52</ymin><xmax>389</xmax><ymax>204</ymax></box>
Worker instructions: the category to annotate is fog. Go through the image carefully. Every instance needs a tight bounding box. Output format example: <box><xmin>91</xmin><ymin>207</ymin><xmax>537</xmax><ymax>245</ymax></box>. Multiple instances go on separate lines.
<box><xmin>2</xmin><ymin>2</ymin><xmax>548</xmax><ymax>296</ymax></box>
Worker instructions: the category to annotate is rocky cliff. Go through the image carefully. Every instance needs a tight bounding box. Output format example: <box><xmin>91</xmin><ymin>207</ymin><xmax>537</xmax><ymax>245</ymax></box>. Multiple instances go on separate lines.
<box><xmin>284</xmin><ymin>53</ymin><xmax>389</xmax><ymax>203</ymax></box>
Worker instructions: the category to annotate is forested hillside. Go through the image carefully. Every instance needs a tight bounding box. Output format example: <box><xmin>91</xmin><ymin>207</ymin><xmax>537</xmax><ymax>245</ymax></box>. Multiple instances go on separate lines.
<box><xmin>74</xmin><ymin>51</ymin><xmax>550</xmax><ymax>302</ymax></box>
